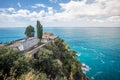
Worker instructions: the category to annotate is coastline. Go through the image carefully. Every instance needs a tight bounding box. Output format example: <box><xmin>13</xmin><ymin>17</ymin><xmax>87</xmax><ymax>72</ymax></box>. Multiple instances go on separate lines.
<box><xmin>0</xmin><ymin>36</ymin><xmax>90</xmax><ymax>80</ymax></box>
<box><xmin>1</xmin><ymin>27</ymin><xmax>120</xmax><ymax>80</ymax></box>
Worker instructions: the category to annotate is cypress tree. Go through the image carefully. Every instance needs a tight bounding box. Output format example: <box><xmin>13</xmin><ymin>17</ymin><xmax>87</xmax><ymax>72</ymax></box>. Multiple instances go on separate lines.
<box><xmin>36</xmin><ymin>20</ymin><xmax>43</xmax><ymax>41</ymax></box>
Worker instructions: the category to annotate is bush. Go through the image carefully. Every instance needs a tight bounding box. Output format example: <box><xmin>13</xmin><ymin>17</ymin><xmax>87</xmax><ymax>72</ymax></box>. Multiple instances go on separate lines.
<box><xmin>0</xmin><ymin>37</ymin><xmax>89</xmax><ymax>80</ymax></box>
<box><xmin>0</xmin><ymin>47</ymin><xmax>31</xmax><ymax>79</ymax></box>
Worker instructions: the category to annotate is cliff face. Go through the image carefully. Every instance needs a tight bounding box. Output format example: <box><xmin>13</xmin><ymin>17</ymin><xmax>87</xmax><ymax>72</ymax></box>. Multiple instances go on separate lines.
<box><xmin>0</xmin><ymin>37</ymin><xmax>89</xmax><ymax>80</ymax></box>
<box><xmin>33</xmin><ymin>37</ymin><xmax>89</xmax><ymax>80</ymax></box>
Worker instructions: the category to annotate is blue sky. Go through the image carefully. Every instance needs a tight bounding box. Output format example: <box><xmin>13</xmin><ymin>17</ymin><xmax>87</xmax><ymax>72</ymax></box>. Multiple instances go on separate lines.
<box><xmin>1</xmin><ymin>0</ymin><xmax>65</xmax><ymax>11</ymax></box>
<box><xmin>0</xmin><ymin>0</ymin><xmax>120</xmax><ymax>27</ymax></box>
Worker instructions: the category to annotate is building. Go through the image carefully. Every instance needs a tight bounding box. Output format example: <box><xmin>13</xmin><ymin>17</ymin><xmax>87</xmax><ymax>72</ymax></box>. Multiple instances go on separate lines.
<box><xmin>8</xmin><ymin>32</ymin><xmax>57</xmax><ymax>51</ymax></box>
<box><xmin>9</xmin><ymin>37</ymin><xmax>39</xmax><ymax>51</ymax></box>
<box><xmin>41</xmin><ymin>32</ymin><xmax>58</xmax><ymax>43</ymax></box>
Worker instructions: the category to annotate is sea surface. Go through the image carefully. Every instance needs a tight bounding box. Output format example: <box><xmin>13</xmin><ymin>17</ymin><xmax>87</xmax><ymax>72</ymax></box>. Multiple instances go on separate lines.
<box><xmin>0</xmin><ymin>27</ymin><xmax>120</xmax><ymax>80</ymax></box>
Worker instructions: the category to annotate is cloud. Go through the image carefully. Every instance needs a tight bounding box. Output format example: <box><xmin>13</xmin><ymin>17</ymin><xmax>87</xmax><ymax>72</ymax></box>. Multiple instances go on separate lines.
<box><xmin>0</xmin><ymin>8</ymin><xmax>16</xmax><ymax>14</ymax></box>
<box><xmin>17</xmin><ymin>2</ymin><xmax>21</xmax><ymax>8</ymax></box>
<box><xmin>32</xmin><ymin>4</ymin><xmax>46</xmax><ymax>8</ymax></box>
<box><xmin>49</xmin><ymin>0</ymin><xmax>59</xmax><ymax>3</ymax></box>
<box><xmin>0</xmin><ymin>0</ymin><xmax>120</xmax><ymax>27</ymax></box>
<box><xmin>7</xmin><ymin>8</ymin><xmax>15</xmax><ymax>12</ymax></box>
<box><xmin>17</xmin><ymin>9</ymin><xmax>30</xmax><ymax>15</ymax></box>
<box><xmin>0</xmin><ymin>8</ymin><xmax>48</xmax><ymax>27</ymax></box>
<box><xmin>59</xmin><ymin>0</ymin><xmax>120</xmax><ymax>17</ymax></box>
<box><xmin>106</xmin><ymin>16</ymin><xmax>120</xmax><ymax>23</ymax></box>
<box><xmin>49</xmin><ymin>0</ymin><xmax>120</xmax><ymax>26</ymax></box>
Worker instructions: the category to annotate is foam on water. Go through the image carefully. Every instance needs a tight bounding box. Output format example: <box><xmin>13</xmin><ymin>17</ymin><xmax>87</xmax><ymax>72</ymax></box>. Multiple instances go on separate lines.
<box><xmin>81</xmin><ymin>63</ymin><xmax>91</xmax><ymax>74</ymax></box>
<box><xmin>91</xmin><ymin>71</ymin><xmax>103</xmax><ymax>80</ymax></box>
<box><xmin>76</xmin><ymin>53</ymin><xmax>81</xmax><ymax>56</ymax></box>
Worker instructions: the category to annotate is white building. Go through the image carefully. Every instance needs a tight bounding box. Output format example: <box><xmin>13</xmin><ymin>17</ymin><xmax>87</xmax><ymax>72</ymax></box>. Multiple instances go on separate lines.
<box><xmin>9</xmin><ymin>37</ymin><xmax>39</xmax><ymax>51</ymax></box>
<box><xmin>8</xmin><ymin>32</ymin><xmax>57</xmax><ymax>51</ymax></box>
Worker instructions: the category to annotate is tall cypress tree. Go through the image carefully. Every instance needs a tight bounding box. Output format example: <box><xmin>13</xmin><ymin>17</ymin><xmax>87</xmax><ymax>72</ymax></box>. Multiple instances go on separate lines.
<box><xmin>36</xmin><ymin>20</ymin><xmax>43</xmax><ymax>41</ymax></box>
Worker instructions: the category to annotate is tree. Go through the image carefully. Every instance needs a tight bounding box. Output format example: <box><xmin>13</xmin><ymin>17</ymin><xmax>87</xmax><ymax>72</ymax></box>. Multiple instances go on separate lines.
<box><xmin>0</xmin><ymin>47</ymin><xmax>31</xmax><ymax>79</ymax></box>
<box><xmin>36</xmin><ymin>20</ymin><xmax>43</xmax><ymax>41</ymax></box>
<box><xmin>24</xmin><ymin>25</ymin><xmax>35</xmax><ymax>37</ymax></box>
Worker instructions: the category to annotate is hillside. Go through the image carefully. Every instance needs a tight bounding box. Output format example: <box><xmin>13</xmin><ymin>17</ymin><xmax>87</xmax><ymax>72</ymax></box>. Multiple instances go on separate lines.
<box><xmin>0</xmin><ymin>37</ymin><xmax>89</xmax><ymax>80</ymax></box>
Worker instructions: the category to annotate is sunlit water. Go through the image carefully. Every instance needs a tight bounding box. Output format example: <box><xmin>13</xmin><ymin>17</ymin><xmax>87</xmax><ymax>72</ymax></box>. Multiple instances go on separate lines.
<box><xmin>0</xmin><ymin>27</ymin><xmax>120</xmax><ymax>80</ymax></box>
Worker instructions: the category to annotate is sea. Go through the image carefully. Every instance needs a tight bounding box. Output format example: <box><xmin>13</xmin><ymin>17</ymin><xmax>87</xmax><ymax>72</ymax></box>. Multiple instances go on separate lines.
<box><xmin>0</xmin><ymin>27</ymin><xmax>120</xmax><ymax>80</ymax></box>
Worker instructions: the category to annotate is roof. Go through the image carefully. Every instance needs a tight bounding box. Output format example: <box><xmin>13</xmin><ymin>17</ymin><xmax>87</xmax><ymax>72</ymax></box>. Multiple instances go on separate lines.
<box><xmin>49</xmin><ymin>36</ymin><xmax>58</xmax><ymax>39</ymax></box>
<box><xmin>17</xmin><ymin>37</ymin><xmax>38</xmax><ymax>43</ymax></box>
<box><xmin>8</xmin><ymin>37</ymin><xmax>39</xmax><ymax>48</ymax></box>
<box><xmin>42</xmin><ymin>32</ymin><xmax>57</xmax><ymax>40</ymax></box>
<box><xmin>43</xmin><ymin>32</ymin><xmax>53</xmax><ymax>36</ymax></box>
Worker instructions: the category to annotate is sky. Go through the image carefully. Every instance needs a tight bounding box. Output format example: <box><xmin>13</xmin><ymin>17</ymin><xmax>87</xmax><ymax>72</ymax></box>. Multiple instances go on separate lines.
<box><xmin>0</xmin><ymin>0</ymin><xmax>120</xmax><ymax>27</ymax></box>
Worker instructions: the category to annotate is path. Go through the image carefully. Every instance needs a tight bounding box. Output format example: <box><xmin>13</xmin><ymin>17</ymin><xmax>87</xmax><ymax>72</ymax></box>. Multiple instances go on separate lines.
<box><xmin>26</xmin><ymin>41</ymin><xmax>50</xmax><ymax>55</ymax></box>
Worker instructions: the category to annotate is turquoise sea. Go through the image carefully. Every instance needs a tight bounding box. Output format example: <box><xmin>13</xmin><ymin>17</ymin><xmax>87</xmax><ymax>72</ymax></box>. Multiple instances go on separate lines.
<box><xmin>0</xmin><ymin>27</ymin><xmax>120</xmax><ymax>80</ymax></box>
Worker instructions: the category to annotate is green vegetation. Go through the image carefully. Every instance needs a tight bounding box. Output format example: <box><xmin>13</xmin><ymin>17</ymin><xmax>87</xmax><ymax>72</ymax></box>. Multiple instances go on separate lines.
<box><xmin>0</xmin><ymin>47</ymin><xmax>32</xmax><ymax>80</ymax></box>
<box><xmin>36</xmin><ymin>20</ymin><xmax>43</xmax><ymax>41</ymax></box>
<box><xmin>24</xmin><ymin>20</ymin><xmax>43</xmax><ymax>39</ymax></box>
<box><xmin>34</xmin><ymin>38</ymin><xmax>89</xmax><ymax>80</ymax></box>
<box><xmin>0</xmin><ymin>38</ymin><xmax>89</xmax><ymax>80</ymax></box>
<box><xmin>24</xmin><ymin>25</ymin><xmax>35</xmax><ymax>37</ymax></box>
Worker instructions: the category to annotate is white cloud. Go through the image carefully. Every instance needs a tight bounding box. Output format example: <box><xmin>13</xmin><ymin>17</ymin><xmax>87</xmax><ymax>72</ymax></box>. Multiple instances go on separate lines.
<box><xmin>17</xmin><ymin>2</ymin><xmax>21</xmax><ymax>8</ymax></box>
<box><xmin>49</xmin><ymin>0</ymin><xmax>59</xmax><ymax>3</ymax></box>
<box><xmin>0</xmin><ymin>8</ymin><xmax>16</xmax><ymax>14</ymax></box>
<box><xmin>59</xmin><ymin>0</ymin><xmax>120</xmax><ymax>17</ymax></box>
<box><xmin>106</xmin><ymin>16</ymin><xmax>120</xmax><ymax>23</ymax></box>
<box><xmin>17</xmin><ymin>9</ymin><xmax>30</xmax><ymax>15</ymax></box>
<box><xmin>0</xmin><ymin>8</ymin><xmax>48</xmax><ymax>27</ymax></box>
<box><xmin>7</xmin><ymin>8</ymin><xmax>15</xmax><ymax>12</ymax></box>
<box><xmin>48</xmin><ymin>0</ymin><xmax>120</xmax><ymax>27</ymax></box>
<box><xmin>47</xmin><ymin>7</ymin><xmax>54</xmax><ymax>15</ymax></box>
<box><xmin>0</xmin><ymin>0</ymin><xmax>120</xmax><ymax>27</ymax></box>
<box><xmin>32</xmin><ymin>4</ymin><xmax>46</xmax><ymax>8</ymax></box>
